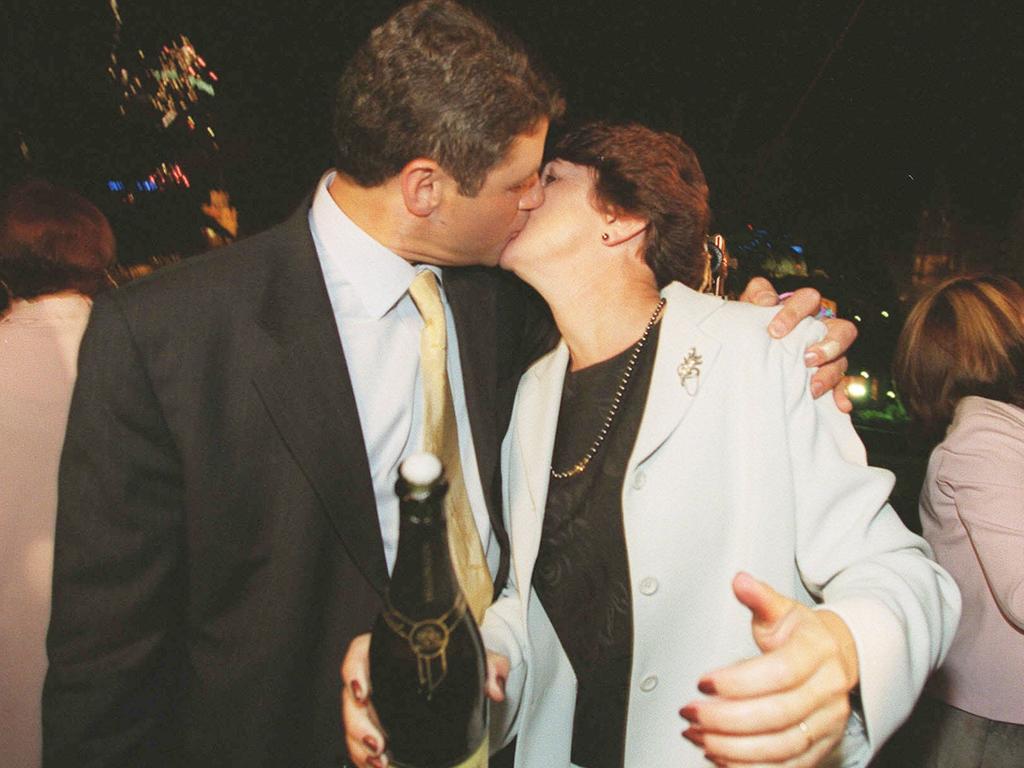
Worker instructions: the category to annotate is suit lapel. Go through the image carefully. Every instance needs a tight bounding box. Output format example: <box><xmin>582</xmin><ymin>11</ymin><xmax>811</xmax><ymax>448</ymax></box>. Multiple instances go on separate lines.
<box><xmin>251</xmin><ymin>205</ymin><xmax>388</xmax><ymax>595</ymax></box>
<box><xmin>444</xmin><ymin>270</ymin><xmax>499</xmax><ymax>516</ymax></box>
<box><xmin>444</xmin><ymin>267</ymin><xmax>517</xmax><ymax>596</ymax></box>
<box><xmin>630</xmin><ymin>284</ymin><xmax>725</xmax><ymax>467</ymax></box>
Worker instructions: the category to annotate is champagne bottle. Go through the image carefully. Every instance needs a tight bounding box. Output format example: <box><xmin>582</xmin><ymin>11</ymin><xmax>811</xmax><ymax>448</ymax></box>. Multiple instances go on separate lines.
<box><xmin>370</xmin><ymin>452</ymin><xmax>488</xmax><ymax>768</ymax></box>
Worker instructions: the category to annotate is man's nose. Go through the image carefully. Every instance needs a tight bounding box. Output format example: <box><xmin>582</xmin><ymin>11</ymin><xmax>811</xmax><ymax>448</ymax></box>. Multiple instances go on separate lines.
<box><xmin>518</xmin><ymin>174</ymin><xmax>544</xmax><ymax>211</ymax></box>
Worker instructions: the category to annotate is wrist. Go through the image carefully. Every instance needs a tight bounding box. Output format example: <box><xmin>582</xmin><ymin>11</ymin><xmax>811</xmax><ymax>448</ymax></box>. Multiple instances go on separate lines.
<box><xmin>817</xmin><ymin>609</ymin><xmax>860</xmax><ymax>689</ymax></box>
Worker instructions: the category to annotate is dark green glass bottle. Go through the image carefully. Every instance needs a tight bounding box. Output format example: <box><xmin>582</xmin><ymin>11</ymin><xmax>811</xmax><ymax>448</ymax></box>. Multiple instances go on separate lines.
<box><xmin>370</xmin><ymin>453</ymin><xmax>488</xmax><ymax>768</ymax></box>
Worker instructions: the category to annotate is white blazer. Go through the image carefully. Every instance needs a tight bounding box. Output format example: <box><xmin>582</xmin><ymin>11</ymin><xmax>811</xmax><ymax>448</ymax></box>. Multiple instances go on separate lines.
<box><xmin>482</xmin><ymin>282</ymin><xmax>961</xmax><ymax>768</ymax></box>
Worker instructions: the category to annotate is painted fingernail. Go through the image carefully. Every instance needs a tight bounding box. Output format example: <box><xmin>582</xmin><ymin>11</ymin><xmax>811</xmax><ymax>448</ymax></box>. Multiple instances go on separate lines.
<box><xmin>818</xmin><ymin>340</ymin><xmax>841</xmax><ymax>360</ymax></box>
<box><xmin>682</xmin><ymin>727</ymin><xmax>705</xmax><ymax>746</ymax></box>
<box><xmin>804</xmin><ymin>350</ymin><xmax>820</xmax><ymax>366</ymax></box>
<box><xmin>679</xmin><ymin>704</ymin><xmax>700</xmax><ymax>722</ymax></box>
<box><xmin>351</xmin><ymin>680</ymin><xmax>364</xmax><ymax>701</ymax></box>
<box><xmin>698</xmin><ymin>678</ymin><xmax>717</xmax><ymax>695</ymax></box>
<box><xmin>768</xmin><ymin>319</ymin><xmax>786</xmax><ymax>337</ymax></box>
<box><xmin>362</xmin><ymin>735</ymin><xmax>379</xmax><ymax>754</ymax></box>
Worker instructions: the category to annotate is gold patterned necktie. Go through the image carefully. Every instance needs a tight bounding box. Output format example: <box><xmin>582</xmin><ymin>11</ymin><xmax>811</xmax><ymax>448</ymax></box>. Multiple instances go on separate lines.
<box><xmin>407</xmin><ymin>269</ymin><xmax>492</xmax><ymax>622</ymax></box>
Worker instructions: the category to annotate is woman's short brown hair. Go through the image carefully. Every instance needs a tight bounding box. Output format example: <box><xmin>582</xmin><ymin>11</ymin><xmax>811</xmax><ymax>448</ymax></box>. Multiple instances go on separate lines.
<box><xmin>0</xmin><ymin>179</ymin><xmax>116</xmax><ymax>306</ymax></box>
<box><xmin>549</xmin><ymin>122</ymin><xmax>710</xmax><ymax>289</ymax></box>
<box><xmin>893</xmin><ymin>274</ymin><xmax>1024</xmax><ymax>440</ymax></box>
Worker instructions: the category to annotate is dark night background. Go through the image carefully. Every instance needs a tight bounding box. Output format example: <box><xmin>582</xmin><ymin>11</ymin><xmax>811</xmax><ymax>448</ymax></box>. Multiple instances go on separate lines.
<box><xmin>2</xmin><ymin>1</ymin><xmax>1023</xmax><ymax>518</ymax></box>
<box><xmin>4</xmin><ymin>0</ymin><xmax>1023</xmax><ymax>265</ymax></box>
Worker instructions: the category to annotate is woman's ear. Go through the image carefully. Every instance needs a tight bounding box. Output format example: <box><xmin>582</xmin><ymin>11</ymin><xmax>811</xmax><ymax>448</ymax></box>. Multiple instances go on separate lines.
<box><xmin>601</xmin><ymin>208</ymin><xmax>649</xmax><ymax>247</ymax></box>
<box><xmin>400</xmin><ymin>159</ymin><xmax>444</xmax><ymax>217</ymax></box>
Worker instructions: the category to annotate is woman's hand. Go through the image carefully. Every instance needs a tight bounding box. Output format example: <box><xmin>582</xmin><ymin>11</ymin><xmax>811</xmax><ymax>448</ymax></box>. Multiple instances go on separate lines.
<box><xmin>340</xmin><ymin>634</ymin><xmax>510</xmax><ymax>768</ymax></box>
<box><xmin>739</xmin><ymin>277</ymin><xmax>857</xmax><ymax>413</ymax></box>
<box><xmin>680</xmin><ymin>573</ymin><xmax>860</xmax><ymax>767</ymax></box>
<box><xmin>341</xmin><ymin>634</ymin><xmax>388</xmax><ymax>768</ymax></box>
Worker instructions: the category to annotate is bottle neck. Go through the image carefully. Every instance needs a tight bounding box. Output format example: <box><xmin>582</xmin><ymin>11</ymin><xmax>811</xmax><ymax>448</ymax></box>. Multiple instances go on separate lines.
<box><xmin>389</xmin><ymin>497</ymin><xmax>460</xmax><ymax>614</ymax></box>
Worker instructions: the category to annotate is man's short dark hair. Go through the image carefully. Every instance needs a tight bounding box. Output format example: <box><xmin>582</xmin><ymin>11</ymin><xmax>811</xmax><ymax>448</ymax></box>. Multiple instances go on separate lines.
<box><xmin>333</xmin><ymin>0</ymin><xmax>564</xmax><ymax>196</ymax></box>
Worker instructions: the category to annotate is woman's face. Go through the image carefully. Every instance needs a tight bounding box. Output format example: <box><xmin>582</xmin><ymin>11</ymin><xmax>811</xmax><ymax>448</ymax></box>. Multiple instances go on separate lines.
<box><xmin>498</xmin><ymin>159</ymin><xmax>606</xmax><ymax>278</ymax></box>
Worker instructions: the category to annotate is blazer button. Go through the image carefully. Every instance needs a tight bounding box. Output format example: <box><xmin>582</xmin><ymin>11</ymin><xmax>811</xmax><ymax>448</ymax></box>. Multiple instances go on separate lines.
<box><xmin>639</xmin><ymin>577</ymin><xmax>659</xmax><ymax>595</ymax></box>
<box><xmin>640</xmin><ymin>675</ymin><xmax>658</xmax><ymax>692</ymax></box>
<box><xmin>632</xmin><ymin>470</ymin><xmax>647</xmax><ymax>490</ymax></box>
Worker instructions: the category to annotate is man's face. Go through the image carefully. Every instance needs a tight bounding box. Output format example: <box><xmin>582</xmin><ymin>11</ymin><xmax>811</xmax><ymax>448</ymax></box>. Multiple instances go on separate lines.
<box><xmin>433</xmin><ymin>119</ymin><xmax>548</xmax><ymax>267</ymax></box>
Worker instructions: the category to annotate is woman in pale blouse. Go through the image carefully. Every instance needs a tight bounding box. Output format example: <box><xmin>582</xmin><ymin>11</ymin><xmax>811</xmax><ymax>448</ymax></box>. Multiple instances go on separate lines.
<box><xmin>893</xmin><ymin>274</ymin><xmax>1024</xmax><ymax>768</ymax></box>
<box><xmin>0</xmin><ymin>179</ymin><xmax>116</xmax><ymax>768</ymax></box>
<box><xmin>342</xmin><ymin>123</ymin><xmax>960</xmax><ymax>768</ymax></box>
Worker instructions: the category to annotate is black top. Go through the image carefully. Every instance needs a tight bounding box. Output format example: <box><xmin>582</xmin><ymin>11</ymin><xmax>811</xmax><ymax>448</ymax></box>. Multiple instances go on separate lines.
<box><xmin>533</xmin><ymin>322</ymin><xmax>661</xmax><ymax>768</ymax></box>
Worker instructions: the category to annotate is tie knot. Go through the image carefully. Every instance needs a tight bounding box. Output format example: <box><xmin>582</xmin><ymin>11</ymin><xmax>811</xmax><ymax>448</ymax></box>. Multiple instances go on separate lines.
<box><xmin>408</xmin><ymin>269</ymin><xmax>445</xmax><ymax>326</ymax></box>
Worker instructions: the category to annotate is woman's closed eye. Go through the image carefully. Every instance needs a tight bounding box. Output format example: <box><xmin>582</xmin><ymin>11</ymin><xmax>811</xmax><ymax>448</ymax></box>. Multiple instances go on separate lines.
<box><xmin>542</xmin><ymin>171</ymin><xmax>558</xmax><ymax>186</ymax></box>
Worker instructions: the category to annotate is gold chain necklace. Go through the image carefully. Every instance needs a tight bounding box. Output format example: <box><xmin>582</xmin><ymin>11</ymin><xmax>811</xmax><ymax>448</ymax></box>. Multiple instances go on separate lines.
<box><xmin>550</xmin><ymin>298</ymin><xmax>666</xmax><ymax>480</ymax></box>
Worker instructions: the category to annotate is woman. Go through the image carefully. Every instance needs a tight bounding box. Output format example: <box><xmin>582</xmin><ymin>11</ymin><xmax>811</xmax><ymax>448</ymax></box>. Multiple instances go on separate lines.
<box><xmin>890</xmin><ymin>275</ymin><xmax>1024</xmax><ymax>768</ymax></box>
<box><xmin>344</xmin><ymin>124</ymin><xmax>960</xmax><ymax>768</ymax></box>
<box><xmin>0</xmin><ymin>179</ymin><xmax>116</xmax><ymax>768</ymax></box>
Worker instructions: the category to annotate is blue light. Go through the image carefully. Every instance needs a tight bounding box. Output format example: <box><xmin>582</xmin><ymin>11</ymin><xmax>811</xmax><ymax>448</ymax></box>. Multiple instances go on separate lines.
<box><xmin>107</xmin><ymin>180</ymin><xmax>125</xmax><ymax>192</ymax></box>
<box><xmin>791</xmin><ymin>245</ymin><xmax>804</xmax><ymax>254</ymax></box>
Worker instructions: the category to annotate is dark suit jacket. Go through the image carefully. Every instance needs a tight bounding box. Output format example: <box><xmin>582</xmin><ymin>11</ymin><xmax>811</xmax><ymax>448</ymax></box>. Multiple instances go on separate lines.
<box><xmin>42</xmin><ymin>201</ymin><xmax>552</xmax><ymax>767</ymax></box>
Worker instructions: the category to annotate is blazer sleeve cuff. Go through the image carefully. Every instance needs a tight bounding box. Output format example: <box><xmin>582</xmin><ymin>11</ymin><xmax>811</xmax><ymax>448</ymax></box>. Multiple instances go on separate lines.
<box><xmin>815</xmin><ymin>594</ymin><xmax>937</xmax><ymax>753</ymax></box>
<box><xmin>481</xmin><ymin>601</ymin><xmax>527</xmax><ymax>748</ymax></box>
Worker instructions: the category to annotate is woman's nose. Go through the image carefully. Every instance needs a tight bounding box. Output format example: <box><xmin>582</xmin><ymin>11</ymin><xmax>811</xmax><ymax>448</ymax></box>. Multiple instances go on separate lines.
<box><xmin>518</xmin><ymin>174</ymin><xmax>544</xmax><ymax>210</ymax></box>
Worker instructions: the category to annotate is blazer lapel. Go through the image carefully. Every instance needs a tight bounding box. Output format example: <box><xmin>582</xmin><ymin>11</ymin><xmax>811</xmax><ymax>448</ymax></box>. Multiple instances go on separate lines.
<box><xmin>630</xmin><ymin>284</ymin><xmax>725</xmax><ymax>467</ymax></box>
<box><xmin>251</xmin><ymin>204</ymin><xmax>388</xmax><ymax>595</ymax></box>
<box><xmin>510</xmin><ymin>343</ymin><xmax>568</xmax><ymax>591</ymax></box>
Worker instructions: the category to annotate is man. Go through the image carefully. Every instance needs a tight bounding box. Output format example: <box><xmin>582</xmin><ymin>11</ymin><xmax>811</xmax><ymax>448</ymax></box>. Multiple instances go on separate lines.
<box><xmin>42</xmin><ymin>2</ymin><xmax>852</xmax><ymax>766</ymax></box>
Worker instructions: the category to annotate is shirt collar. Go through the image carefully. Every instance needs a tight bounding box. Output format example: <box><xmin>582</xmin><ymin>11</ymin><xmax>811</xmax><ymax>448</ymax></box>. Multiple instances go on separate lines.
<box><xmin>311</xmin><ymin>171</ymin><xmax>441</xmax><ymax>320</ymax></box>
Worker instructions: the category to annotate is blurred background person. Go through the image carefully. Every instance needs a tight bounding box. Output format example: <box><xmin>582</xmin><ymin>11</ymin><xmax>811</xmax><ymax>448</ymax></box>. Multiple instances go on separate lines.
<box><xmin>891</xmin><ymin>274</ymin><xmax>1024</xmax><ymax>768</ymax></box>
<box><xmin>0</xmin><ymin>179</ymin><xmax>116</xmax><ymax>768</ymax></box>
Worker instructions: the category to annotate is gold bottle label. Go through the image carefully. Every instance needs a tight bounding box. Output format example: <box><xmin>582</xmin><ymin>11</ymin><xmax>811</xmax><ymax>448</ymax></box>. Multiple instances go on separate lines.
<box><xmin>450</xmin><ymin>734</ymin><xmax>488</xmax><ymax>768</ymax></box>
<box><xmin>390</xmin><ymin>734</ymin><xmax>488</xmax><ymax>768</ymax></box>
<box><xmin>380</xmin><ymin>593</ymin><xmax>467</xmax><ymax>693</ymax></box>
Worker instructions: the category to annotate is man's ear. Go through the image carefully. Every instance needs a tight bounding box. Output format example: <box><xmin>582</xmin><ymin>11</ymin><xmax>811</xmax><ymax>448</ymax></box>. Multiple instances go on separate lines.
<box><xmin>400</xmin><ymin>158</ymin><xmax>444</xmax><ymax>217</ymax></box>
<box><xmin>601</xmin><ymin>207</ymin><xmax>649</xmax><ymax>247</ymax></box>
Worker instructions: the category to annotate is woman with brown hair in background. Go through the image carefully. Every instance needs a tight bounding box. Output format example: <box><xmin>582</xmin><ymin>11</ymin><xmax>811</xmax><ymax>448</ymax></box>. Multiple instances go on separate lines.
<box><xmin>893</xmin><ymin>274</ymin><xmax>1024</xmax><ymax>768</ymax></box>
<box><xmin>0</xmin><ymin>179</ymin><xmax>116</xmax><ymax>768</ymax></box>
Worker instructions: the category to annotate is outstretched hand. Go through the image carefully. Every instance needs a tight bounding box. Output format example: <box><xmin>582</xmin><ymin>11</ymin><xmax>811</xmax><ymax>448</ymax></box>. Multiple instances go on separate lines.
<box><xmin>680</xmin><ymin>573</ymin><xmax>859</xmax><ymax>767</ymax></box>
<box><xmin>340</xmin><ymin>633</ymin><xmax>510</xmax><ymax>768</ymax></box>
<box><xmin>739</xmin><ymin>277</ymin><xmax>857</xmax><ymax>413</ymax></box>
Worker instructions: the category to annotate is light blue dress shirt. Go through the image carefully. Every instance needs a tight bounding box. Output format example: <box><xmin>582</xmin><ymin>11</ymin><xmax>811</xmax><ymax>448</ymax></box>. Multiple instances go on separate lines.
<box><xmin>307</xmin><ymin>172</ymin><xmax>498</xmax><ymax>577</ymax></box>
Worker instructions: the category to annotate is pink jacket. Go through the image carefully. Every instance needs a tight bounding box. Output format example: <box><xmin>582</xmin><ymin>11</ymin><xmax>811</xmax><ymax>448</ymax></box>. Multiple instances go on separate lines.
<box><xmin>921</xmin><ymin>396</ymin><xmax>1024</xmax><ymax>724</ymax></box>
